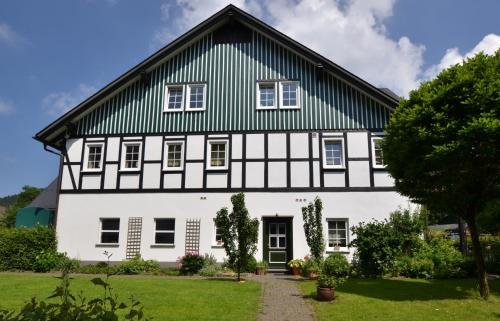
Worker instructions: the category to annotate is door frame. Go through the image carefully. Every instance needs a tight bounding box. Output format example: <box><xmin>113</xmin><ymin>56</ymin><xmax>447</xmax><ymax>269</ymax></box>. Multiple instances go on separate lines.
<box><xmin>262</xmin><ymin>216</ymin><xmax>293</xmax><ymax>272</ymax></box>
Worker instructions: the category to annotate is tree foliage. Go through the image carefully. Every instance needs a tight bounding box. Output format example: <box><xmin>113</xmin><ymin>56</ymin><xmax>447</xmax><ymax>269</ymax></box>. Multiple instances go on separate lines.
<box><xmin>214</xmin><ymin>193</ymin><xmax>259</xmax><ymax>281</ymax></box>
<box><xmin>383</xmin><ymin>50</ymin><xmax>500</xmax><ymax>298</ymax></box>
<box><xmin>302</xmin><ymin>197</ymin><xmax>325</xmax><ymax>261</ymax></box>
<box><xmin>1</xmin><ymin>186</ymin><xmax>42</xmax><ymax>228</ymax></box>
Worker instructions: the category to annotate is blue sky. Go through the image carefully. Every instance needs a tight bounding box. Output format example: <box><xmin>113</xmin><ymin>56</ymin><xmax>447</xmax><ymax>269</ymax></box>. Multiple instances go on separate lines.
<box><xmin>0</xmin><ymin>0</ymin><xmax>499</xmax><ymax>196</ymax></box>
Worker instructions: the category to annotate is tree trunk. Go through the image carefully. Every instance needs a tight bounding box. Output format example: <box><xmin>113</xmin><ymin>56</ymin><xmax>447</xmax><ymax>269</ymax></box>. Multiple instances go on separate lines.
<box><xmin>466</xmin><ymin>217</ymin><xmax>490</xmax><ymax>299</ymax></box>
<box><xmin>458</xmin><ymin>218</ymin><xmax>468</xmax><ymax>255</ymax></box>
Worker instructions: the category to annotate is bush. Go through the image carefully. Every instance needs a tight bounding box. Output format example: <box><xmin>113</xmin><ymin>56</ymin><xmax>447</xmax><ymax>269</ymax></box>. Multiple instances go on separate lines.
<box><xmin>244</xmin><ymin>255</ymin><xmax>257</xmax><ymax>273</ymax></box>
<box><xmin>32</xmin><ymin>250</ymin><xmax>77</xmax><ymax>273</ymax></box>
<box><xmin>0</xmin><ymin>226</ymin><xmax>56</xmax><ymax>271</ymax></box>
<box><xmin>117</xmin><ymin>256</ymin><xmax>160</xmax><ymax>275</ymax></box>
<box><xmin>179</xmin><ymin>253</ymin><xmax>205</xmax><ymax>275</ymax></box>
<box><xmin>350</xmin><ymin>207</ymin><xmax>425</xmax><ymax>276</ymax></box>
<box><xmin>302</xmin><ymin>256</ymin><xmax>322</xmax><ymax>277</ymax></box>
<box><xmin>199</xmin><ymin>253</ymin><xmax>222</xmax><ymax>277</ymax></box>
<box><xmin>317</xmin><ymin>253</ymin><xmax>349</xmax><ymax>289</ymax></box>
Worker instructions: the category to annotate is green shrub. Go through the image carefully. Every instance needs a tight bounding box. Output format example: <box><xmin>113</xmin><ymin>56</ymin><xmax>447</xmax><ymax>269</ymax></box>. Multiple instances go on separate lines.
<box><xmin>179</xmin><ymin>253</ymin><xmax>204</xmax><ymax>275</ymax></box>
<box><xmin>244</xmin><ymin>255</ymin><xmax>257</xmax><ymax>272</ymax></box>
<box><xmin>117</xmin><ymin>256</ymin><xmax>160</xmax><ymax>275</ymax></box>
<box><xmin>0</xmin><ymin>226</ymin><xmax>56</xmax><ymax>271</ymax></box>
<box><xmin>199</xmin><ymin>253</ymin><xmax>222</xmax><ymax>277</ymax></box>
<box><xmin>302</xmin><ymin>256</ymin><xmax>322</xmax><ymax>277</ymax></box>
<box><xmin>32</xmin><ymin>250</ymin><xmax>77</xmax><ymax>273</ymax></box>
<box><xmin>317</xmin><ymin>253</ymin><xmax>349</xmax><ymax>289</ymax></box>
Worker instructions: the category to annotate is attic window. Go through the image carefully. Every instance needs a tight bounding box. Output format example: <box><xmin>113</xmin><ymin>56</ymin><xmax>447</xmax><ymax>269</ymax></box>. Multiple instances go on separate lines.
<box><xmin>164</xmin><ymin>86</ymin><xmax>184</xmax><ymax>112</ymax></box>
<box><xmin>280</xmin><ymin>81</ymin><xmax>300</xmax><ymax>109</ymax></box>
<box><xmin>186</xmin><ymin>84</ymin><xmax>206</xmax><ymax>111</ymax></box>
<box><xmin>257</xmin><ymin>82</ymin><xmax>277</xmax><ymax>110</ymax></box>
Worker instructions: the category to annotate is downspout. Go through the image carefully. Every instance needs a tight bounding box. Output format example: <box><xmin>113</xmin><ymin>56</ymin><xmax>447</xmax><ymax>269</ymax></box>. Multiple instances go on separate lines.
<box><xmin>43</xmin><ymin>143</ymin><xmax>65</xmax><ymax>231</ymax></box>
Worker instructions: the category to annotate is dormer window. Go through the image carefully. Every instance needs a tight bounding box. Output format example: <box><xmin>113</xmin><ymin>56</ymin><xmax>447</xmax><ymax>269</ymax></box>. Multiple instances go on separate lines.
<box><xmin>257</xmin><ymin>82</ymin><xmax>277</xmax><ymax>109</ymax></box>
<box><xmin>186</xmin><ymin>84</ymin><xmax>206</xmax><ymax>111</ymax></box>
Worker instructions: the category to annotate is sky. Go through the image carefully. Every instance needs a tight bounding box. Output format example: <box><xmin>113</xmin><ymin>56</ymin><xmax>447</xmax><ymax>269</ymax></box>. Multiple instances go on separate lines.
<box><xmin>0</xmin><ymin>0</ymin><xmax>499</xmax><ymax>197</ymax></box>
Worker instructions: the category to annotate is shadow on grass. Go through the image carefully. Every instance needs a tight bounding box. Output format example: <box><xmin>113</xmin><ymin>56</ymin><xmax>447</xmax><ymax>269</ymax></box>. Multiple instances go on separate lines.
<box><xmin>333</xmin><ymin>278</ymin><xmax>500</xmax><ymax>301</ymax></box>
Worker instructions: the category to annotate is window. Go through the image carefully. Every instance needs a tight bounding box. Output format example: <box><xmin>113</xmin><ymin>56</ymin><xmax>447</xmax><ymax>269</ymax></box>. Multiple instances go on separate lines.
<box><xmin>214</xmin><ymin>223</ymin><xmax>223</xmax><ymax>246</ymax></box>
<box><xmin>164</xmin><ymin>141</ymin><xmax>184</xmax><ymax>170</ymax></box>
<box><xmin>327</xmin><ymin>219</ymin><xmax>348</xmax><ymax>249</ymax></box>
<box><xmin>100</xmin><ymin>218</ymin><xmax>120</xmax><ymax>244</ymax></box>
<box><xmin>164</xmin><ymin>86</ymin><xmax>184</xmax><ymax>112</ymax></box>
<box><xmin>186</xmin><ymin>84</ymin><xmax>206</xmax><ymax>111</ymax></box>
<box><xmin>269</xmin><ymin>223</ymin><xmax>286</xmax><ymax>248</ymax></box>
<box><xmin>121</xmin><ymin>142</ymin><xmax>142</xmax><ymax>170</ymax></box>
<box><xmin>207</xmin><ymin>140</ymin><xmax>228</xmax><ymax>170</ymax></box>
<box><xmin>84</xmin><ymin>143</ymin><xmax>104</xmax><ymax>171</ymax></box>
<box><xmin>257</xmin><ymin>82</ymin><xmax>277</xmax><ymax>109</ymax></box>
<box><xmin>372</xmin><ymin>137</ymin><xmax>385</xmax><ymax>167</ymax></box>
<box><xmin>154</xmin><ymin>218</ymin><xmax>175</xmax><ymax>245</ymax></box>
<box><xmin>322</xmin><ymin>138</ymin><xmax>344</xmax><ymax>168</ymax></box>
<box><xmin>279</xmin><ymin>81</ymin><xmax>300</xmax><ymax>109</ymax></box>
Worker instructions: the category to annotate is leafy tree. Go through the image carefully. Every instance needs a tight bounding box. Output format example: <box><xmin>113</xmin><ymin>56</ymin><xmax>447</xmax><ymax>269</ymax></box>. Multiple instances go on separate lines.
<box><xmin>383</xmin><ymin>50</ymin><xmax>500</xmax><ymax>299</ymax></box>
<box><xmin>1</xmin><ymin>186</ymin><xmax>42</xmax><ymax>227</ymax></box>
<box><xmin>215</xmin><ymin>193</ymin><xmax>259</xmax><ymax>281</ymax></box>
<box><xmin>476</xmin><ymin>200</ymin><xmax>500</xmax><ymax>235</ymax></box>
<box><xmin>302</xmin><ymin>197</ymin><xmax>325</xmax><ymax>261</ymax></box>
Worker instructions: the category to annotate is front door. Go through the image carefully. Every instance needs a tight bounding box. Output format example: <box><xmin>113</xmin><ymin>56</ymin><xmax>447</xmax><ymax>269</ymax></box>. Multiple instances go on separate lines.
<box><xmin>263</xmin><ymin>217</ymin><xmax>293</xmax><ymax>271</ymax></box>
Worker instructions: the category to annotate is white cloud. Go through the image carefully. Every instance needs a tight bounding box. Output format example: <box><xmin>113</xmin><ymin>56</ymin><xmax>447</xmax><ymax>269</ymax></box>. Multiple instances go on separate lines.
<box><xmin>153</xmin><ymin>1</ymin><xmax>499</xmax><ymax>96</ymax></box>
<box><xmin>42</xmin><ymin>84</ymin><xmax>97</xmax><ymax>116</ymax></box>
<box><xmin>0</xmin><ymin>98</ymin><xmax>14</xmax><ymax>115</ymax></box>
<box><xmin>424</xmin><ymin>34</ymin><xmax>500</xmax><ymax>80</ymax></box>
<box><xmin>0</xmin><ymin>23</ymin><xmax>21</xmax><ymax>45</ymax></box>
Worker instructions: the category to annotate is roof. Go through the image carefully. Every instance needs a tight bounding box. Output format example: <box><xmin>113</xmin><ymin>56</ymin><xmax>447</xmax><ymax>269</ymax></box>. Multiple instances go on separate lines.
<box><xmin>28</xmin><ymin>178</ymin><xmax>59</xmax><ymax>209</ymax></box>
<box><xmin>35</xmin><ymin>4</ymin><xmax>400</xmax><ymax>149</ymax></box>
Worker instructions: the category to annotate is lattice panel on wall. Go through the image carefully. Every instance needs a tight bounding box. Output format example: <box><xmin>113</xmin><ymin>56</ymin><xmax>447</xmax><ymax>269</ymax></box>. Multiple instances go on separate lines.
<box><xmin>126</xmin><ymin>217</ymin><xmax>143</xmax><ymax>259</ymax></box>
<box><xmin>185</xmin><ymin>219</ymin><xmax>201</xmax><ymax>255</ymax></box>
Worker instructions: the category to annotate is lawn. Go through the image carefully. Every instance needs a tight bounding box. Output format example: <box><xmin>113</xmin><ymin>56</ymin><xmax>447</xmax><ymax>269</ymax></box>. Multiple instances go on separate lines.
<box><xmin>0</xmin><ymin>273</ymin><xmax>261</xmax><ymax>321</ymax></box>
<box><xmin>299</xmin><ymin>278</ymin><xmax>500</xmax><ymax>321</ymax></box>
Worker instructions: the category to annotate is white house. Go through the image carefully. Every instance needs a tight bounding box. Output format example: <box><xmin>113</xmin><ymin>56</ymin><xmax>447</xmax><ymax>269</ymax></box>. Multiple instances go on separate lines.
<box><xmin>35</xmin><ymin>5</ymin><xmax>409</xmax><ymax>271</ymax></box>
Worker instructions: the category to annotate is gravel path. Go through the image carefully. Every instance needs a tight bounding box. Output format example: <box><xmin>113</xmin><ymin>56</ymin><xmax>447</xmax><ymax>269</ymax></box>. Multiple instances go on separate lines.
<box><xmin>256</xmin><ymin>274</ymin><xmax>315</xmax><ymax>321</ymax></box>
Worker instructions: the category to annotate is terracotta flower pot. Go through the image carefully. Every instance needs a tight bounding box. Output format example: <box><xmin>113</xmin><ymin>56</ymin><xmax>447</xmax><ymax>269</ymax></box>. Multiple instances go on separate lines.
<box><xmin>255</xmin><ymin>267</ymin><xmax>266</xmax><ymax>275</ymax></box>
<box><xmin>317</xmin><ymin>287</ymin><xmax>335</xmax><ymax>301</ymax></box>
<box><xmin>292</xmin><ymin>267</ymin><xmax>302</xmax><ymax>276</ymax></box>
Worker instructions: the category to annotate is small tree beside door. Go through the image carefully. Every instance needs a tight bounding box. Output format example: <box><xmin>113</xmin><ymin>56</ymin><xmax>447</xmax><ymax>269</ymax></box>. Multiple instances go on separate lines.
<box><xmin>302</xmin><ymin>197</ymin><xmax>325</xmax><ymax>261</ymax></box>
<box><xmin>215</xmin><ymin>193</ymin><xmax>259</xmax><ymax>281</ymax></box>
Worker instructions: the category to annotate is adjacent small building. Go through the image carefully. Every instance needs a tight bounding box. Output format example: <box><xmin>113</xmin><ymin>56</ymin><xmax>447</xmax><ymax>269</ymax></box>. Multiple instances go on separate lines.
<box><xmin>34</xmin><ymin>5</ymin><xmax>409</xmax><ymax>270</ymax></box>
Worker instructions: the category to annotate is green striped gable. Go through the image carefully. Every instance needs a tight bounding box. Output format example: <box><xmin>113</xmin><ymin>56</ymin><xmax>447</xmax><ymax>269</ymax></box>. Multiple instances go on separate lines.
<box><xmin>76</xmin><ymin>30</ymin><xmax>392</xmax><ymax>136</ymax></box>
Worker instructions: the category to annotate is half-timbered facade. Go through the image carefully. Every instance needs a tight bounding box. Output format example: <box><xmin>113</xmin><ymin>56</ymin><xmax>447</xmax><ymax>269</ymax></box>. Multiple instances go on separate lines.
<box><xmin>36</xmin><ymin>5</ymin><xmax>409</xmax><ymax>270</ymax></box>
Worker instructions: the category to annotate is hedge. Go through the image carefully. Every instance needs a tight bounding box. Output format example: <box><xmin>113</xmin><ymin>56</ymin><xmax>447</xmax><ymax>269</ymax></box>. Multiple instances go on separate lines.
<box><xmin>0</xmin><ymin>226</ymin><xmax>57</xmax><ymax>271</ymax></box>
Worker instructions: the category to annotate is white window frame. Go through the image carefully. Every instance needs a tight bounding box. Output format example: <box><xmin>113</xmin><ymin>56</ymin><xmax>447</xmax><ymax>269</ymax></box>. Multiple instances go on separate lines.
<box><xmin>322</xmin><ymin>137</ymin><xmax>345</xmax><ymax>169</ymax></box>
<box><xmin>99</xmin><ymin>218</ymin><xmax>120</xmax><ymax>245</ymax></box>
<box><xmin>256</xmin><ymin>82</ymin><xmax>278</xmax><ymax>110</ymax></box>
<box><xmin>120</xmin><ymin>142</ymin><xmax>142</xmax><ymax>171</ymax></box>
<box><xmin>371</xmin><ymin>136</ymin><xmax>386</xmax><ymax>168</ymax></box>
<box><xmin>163</xmin><ymin>141</ymin><xmax>185</xmax><ymax>171</ymax></box>
<box><xmin>154</xmin><ymin>218</ymin><xmax>175</xmax><ymax>245</ymax></box>
<box><xmin>206</xmin><ymin>139</ymin><xmax>229</xmax><ymax>170</ymax></box>
<box><xmin>279</xmin><ymin>81</ymin><xmax>300</xmax><ymax>109</ymax></box>
<box><xmin>163</xmin><ymin>85</ymin><xmax>185</xmax><ymax>112</ymax></box>
<box><xmin>185</xmin><ymin>84</ymin><xmax>206</xmax><ymax>111</ymax></box>
<box><xmin>326</xmin><ymin>218</ymin><xmax>349</xmax><ymax>251</ymax></box>
<box><xmin>83</xmin><ymin>142</ymin><xmax>104</xmax><ymax>172</ymax></box>
<box><xmin>213</xmin><ymin>222</ymin><xmax>224</xmax><ymax>246</ymax></box>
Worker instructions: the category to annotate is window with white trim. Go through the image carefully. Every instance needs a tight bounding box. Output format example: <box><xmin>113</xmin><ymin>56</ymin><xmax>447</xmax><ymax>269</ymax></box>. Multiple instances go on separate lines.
<box><xmin>207</xmin><ymin>140</ymin><xmax>228</xmax><ymax>170</ymax></box>
<box><xmin>121</xmin><ymin>142</ymin><xmax>142</xmax><ymax>170</ymax></box>
<box><xmin>327</xmin><ymin>219</ymin><xmax>348</xmax><ymax>249</ymax></box>
<box><xmin>322</xmin><ymin>138</ymin><xmax>344</xmax><ymax>168</ymax></box>
<box><xmin>164</xmin><ymin>141</ymin><xmax>184</xmax><ymax>170</ymax></box>
<box><xmin>154</xmin><ymin>218</ymin><xmax>175</xmax><ymax>245</ymax></box>
<box><xmin>372</xmin><ymin>137</ymin><xmax>385</xmax><ymax>167</ymax></box>
<box><xmin>257</xmin><ymin>82</ymin><xmax>277</xmax><ymax>109</ymax></box>
<box><xmin>214</xmin><ymin>223</ymin><xmax>223</xmax><ymax>246</ymax></box>
<box><xmin>186</xmin><ymin>84</ymin><xmax>206</xmax><ymax>111</ymax></box>
<box><xmin>100</xmin><ymin>218</ymin><xmax>120</xmax><ymax>244</ymax></box>
<box><xmin>279</xmin><ymin>81</ymin><xmax>300</xmax><ymax>109</ymax></box>
<box><xmin>164</xmin><ymin>86</ymin><xmax>184</xmax><ymax>112</ymax></box>
<box><xmin>84</xmin><ymin>143</ymin><xmax>104</xmax><ymax>171</ymax></box>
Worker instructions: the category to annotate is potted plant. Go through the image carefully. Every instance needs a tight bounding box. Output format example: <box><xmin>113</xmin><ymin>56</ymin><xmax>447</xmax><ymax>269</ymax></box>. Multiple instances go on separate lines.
<box><xmin>255</xmin><ymin>260</ymin><xmax>268</xmax><ymax>275</ymax></box>
<box><xmin>316</xmin><ymin>253</ymin><xmax>349</xmax><ymax>301</ymax></box>
<box><xmin>303</xmin><ymin>256</ymin><xmax>321</xmax><ymax>279</ymax></box>
<box><xmin>288</xmin><ymin>259</ymin><xmax>305</xmax><ymax>276</ymax></box>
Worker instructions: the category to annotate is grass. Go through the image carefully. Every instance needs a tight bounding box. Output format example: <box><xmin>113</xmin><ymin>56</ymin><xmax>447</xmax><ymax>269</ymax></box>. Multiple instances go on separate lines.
<box><xmin>299</xmin><ymin>278</ymin><xmax>500</xmax><ymax>321</ymax></box>
<box><xmin>0</xmin><ymin>273</ymin><xmax>261</xmax><ymax>321</ymax></box>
